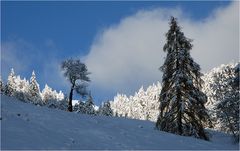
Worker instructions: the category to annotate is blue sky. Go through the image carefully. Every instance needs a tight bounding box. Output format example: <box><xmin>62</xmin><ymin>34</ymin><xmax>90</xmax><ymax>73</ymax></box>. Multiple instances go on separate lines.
<box><xmin>1</xmin><ymin>1</ymin><xmax>238</xmax><ymax>104</ymax></box>
<box><xmin>2</xmin><ymin>1</ymin><xmax>229</xmax><ymax>54</ymax></box>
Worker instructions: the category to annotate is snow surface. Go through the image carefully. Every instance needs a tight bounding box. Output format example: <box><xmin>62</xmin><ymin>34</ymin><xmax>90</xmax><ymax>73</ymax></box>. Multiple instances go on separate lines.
<box><xmin>1</xmin><ymin>95</ymin><xmax>239</xmax><ymax>150</ymax></box>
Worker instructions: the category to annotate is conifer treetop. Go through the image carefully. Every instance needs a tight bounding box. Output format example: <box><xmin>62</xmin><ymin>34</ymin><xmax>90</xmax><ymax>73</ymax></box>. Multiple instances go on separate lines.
<box><xmin>163</xmin><ymin>16</ymin><xmax>192</xmax><ymax>53</ymax></box>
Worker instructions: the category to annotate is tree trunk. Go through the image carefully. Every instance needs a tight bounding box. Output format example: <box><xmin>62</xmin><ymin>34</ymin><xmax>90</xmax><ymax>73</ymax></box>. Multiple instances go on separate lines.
<box><xmin>177</xmin><ymin>92</ymin><xmax>182</xmax><ymax>135</ymax></box>
<box><xmin>68</xmin><ymin>82</ymin><xmax>75</xmax><ymax>112</ymax></box>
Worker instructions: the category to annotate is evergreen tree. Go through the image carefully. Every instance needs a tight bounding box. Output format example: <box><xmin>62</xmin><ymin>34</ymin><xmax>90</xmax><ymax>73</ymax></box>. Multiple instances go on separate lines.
<box><xmin>155</xmin><ymin>17</ymin><xmax>210</xmax><ymax>140</ymax></box>
<box><xmin>99</xmin><ymin>101</ymin><xmax>113</xmax><ymax>116</ymax></box>
<box><xmin>75</xmin><ymin>101</ymin><xmax>86</xmax><ymax>114</ymax></box>
<box><xmin>56</xmin><ymin>96</ymin><xmax>68</xmax><ymax>111</ymax></box>
<box><xmin>84</xmin><ymin>92</ymin><xmax>96</xmax><ymax>115</ymax></box>
<box><xmin>5</xmin><ymin>68</ymin><xmax>17</xmax><ymax>96</ymax></box>
<box><xmin>15</xmin><ymin>77</ymin><xmax>30</xmax><ymax>101</ymax></box>
<box><xmin>41</xmin><ymin>84</ymin><xmax>55</xmax><ymax>104</ymax></box>
<box><xmin>28</xmin><ymin>71</ymin><xmax>42</xmax><ymax>105</ymax></box>
<box><xmin>0</xmin><ymin>76</ymin><xmax>5</xmax><ymax>93</ymax></box>
<box><xmin>61</xmin><ymin>58</ymin><xmax>90</xmax><ymax>112</ymax></box>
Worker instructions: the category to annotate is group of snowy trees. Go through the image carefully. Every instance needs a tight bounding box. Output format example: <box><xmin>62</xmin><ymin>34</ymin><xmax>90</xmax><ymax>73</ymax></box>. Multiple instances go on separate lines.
<box><xmin>1</xmin><ymin>69</ymin><xmax>66</xmax><ymax>108</ymax></box>
<box><xmin>1</xmin><ymin>62</ymin><xmax>110</xmax><ymax>116</ymax></box>
<box><xmin>109</xmin><ymin>82</ymin><xmax>161</xmax><ymax>121</ymax></box>
<box><xmin>203</xmin><ymin>63</ymin><xmax>239</xmax><ymax>142</ymax></box>
<box><xmin>0</xmin><ymin>68</ymin><xmax>100</xmax><ymax>116</ymax></box>
<box><xmin>73</xmin><ymin>93</ymin><xmax>113</xmax><ymax>116</ymax></box>
<box><xmin>73</xmin><ymin>92</ymin><xmax>97</xmax><ymax>115</ymax></box>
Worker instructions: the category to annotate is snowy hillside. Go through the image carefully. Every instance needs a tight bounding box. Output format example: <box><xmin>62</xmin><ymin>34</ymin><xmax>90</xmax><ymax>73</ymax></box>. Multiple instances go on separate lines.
<box><xmin>1</xmin><ymin>95</ymin><xmax>238</xmax><ymax>150</ymax></box>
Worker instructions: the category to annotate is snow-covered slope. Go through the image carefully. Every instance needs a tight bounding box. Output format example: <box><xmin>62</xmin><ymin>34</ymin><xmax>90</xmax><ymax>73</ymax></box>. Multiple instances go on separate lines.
<box><xmin>1</xmin><ymin>95</ymin><xmax>238</xmax><ymax>150</ymax></box>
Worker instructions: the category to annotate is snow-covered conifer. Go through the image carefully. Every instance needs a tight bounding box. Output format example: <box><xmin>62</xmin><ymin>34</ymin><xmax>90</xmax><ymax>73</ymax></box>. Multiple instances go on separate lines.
<box><xmin>15</xmin><ymin>77</ymin><xmax>30</xmax><ymax>101</ymax></box>
<box><xmin>5</xmin><ymin>68</ymin><xmax>17</xmax><ymax>96</ymax></box>
<box><xmin>155</xmin><ymin>17</ymin><xmax>210</xmax><ymax>140</ymax></box>
<box><xmin>57</xmin><ymin>98</ymin><xmax>68</xmax><ymax>111</ymax></box>
<box><xmin>28</xmin><ymin>71</ymin><xmax>42</xmax><ymax>105</ymax></box>
<box><xmin>99</xmin><ymin>101</ymin><xmax>113</xmax><ymax>116</ymax></box>
<box><xmin>0</xmin><ymin>76</ymin><xmax>5</xmax><ymax>93</ymax></box>
<box><xmin>75</xmin><ymin>101</ymin><xmax>86</xmax><ymax>114</ymax></box>
<box><xmin>41</xmin><ymin>84</ymin><xmax>55</xmax><ymax>104</ymax></box>
<box><xmin>84</xmin><ymin>93</ymin><xmax>96</xmax><ymax>115</ymax></box>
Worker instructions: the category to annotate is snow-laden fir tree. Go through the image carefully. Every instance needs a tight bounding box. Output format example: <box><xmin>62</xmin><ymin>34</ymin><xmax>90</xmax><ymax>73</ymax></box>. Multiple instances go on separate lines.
<box><xmin>28</xmin><ymin>71</ymin><xmax>42</xmax><ymax>105</ymax></box>
<box><xmin>155</xmin><ymin>17</ymin><xmax>210</xmax><ymax>140</ymax></box>
<box><xmin>41</xmin><ymin>84</ymin><xmax>56</xmax><ymax>104</ymax></box>
<box><xmin>99</xmin><ymin>101</ymin><xmax>113</xmax><ymax>116</ymax></box>
<box><xmin>14</xmin><ymin>76</ymin><xmax>30</xmax><ymax>101</ymax></box>
<box><xmin>74</xmin><ymin>101</ymin><xmax>86</xmax><ymax>113</ymax></box>
<box><xmin>5</xmin><ymin>68</ymin><xmax>17</xmax><ymax>96</ymax></box>
<box><xmin>61</xmin><ymin>58</ymin><xmax>90</xmax><ymax>112</ymax></box>
<box><xmin>0</xmin><ymin>76</ymin><xmax>5</xmax><ymax>93</ymax></box>
<box><xmin>84</xmin><ymin>92</ymin><xmax>96</xmax><ymax>115</ymax></box>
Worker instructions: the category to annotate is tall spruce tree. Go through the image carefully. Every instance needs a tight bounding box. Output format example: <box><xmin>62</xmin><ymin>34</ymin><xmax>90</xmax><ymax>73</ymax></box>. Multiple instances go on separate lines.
<box><xmin>156</xmin><ymin>17</ymin><xmax>211</xmax><ymax>140</ymax></box>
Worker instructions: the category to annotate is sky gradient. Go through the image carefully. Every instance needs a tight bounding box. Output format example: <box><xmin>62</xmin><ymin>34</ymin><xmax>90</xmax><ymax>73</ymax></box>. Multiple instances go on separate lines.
<box><xmin>1</xmin><ymin>1</ymin><xmax>238</xmax><ymax>104</ymax></box>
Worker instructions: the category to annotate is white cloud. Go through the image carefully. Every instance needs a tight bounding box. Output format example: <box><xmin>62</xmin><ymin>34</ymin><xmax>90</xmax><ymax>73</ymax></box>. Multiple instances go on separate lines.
<box><xmin>83</xmin><ymin>2</ymin><xmax>239</xmax><ymax>99</ymax></box>
<box><xmin>1</xmin><ymin>39</ymin><xmax>34</xmax><ymax>78</ymax></box>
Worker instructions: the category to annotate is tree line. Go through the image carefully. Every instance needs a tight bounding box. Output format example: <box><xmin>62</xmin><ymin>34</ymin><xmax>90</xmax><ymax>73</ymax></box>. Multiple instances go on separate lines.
<box><xmin>0</xmin><ymin>68</ymin><xmax>112</xmax><ymax>116</ymax></box>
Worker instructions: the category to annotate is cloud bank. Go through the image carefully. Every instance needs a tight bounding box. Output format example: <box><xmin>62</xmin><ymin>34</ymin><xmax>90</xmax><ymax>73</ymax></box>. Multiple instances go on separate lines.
<box><xmin>83</xmin><ymin>2</ymin><xmax>239</xmax><ymax>101</ymax></box>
